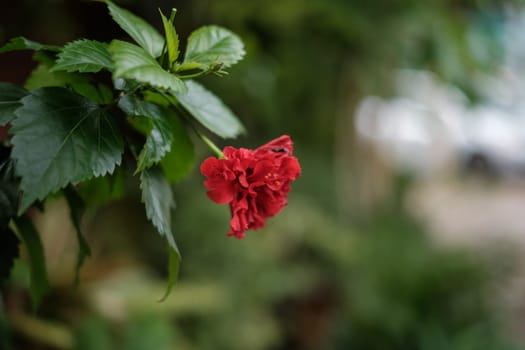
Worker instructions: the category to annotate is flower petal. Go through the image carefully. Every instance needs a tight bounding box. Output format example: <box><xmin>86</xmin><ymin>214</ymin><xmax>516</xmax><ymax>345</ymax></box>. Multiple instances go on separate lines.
<box><xmin>206</xmin><ymin>184</ymin><xmax>235</xmax><ymax>203</ymax></box>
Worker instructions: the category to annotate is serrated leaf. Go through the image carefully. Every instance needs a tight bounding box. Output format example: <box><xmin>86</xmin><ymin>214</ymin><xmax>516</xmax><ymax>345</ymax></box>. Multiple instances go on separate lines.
<box><xmin>140</xmin><ymin>167</ymin><xmax>179</xmax><ymax>255</ymax></box>
<box><xmin>159</xmin><ymin>9</ymin><xmax>179</xmax><ymax>66</ymax></box>
<box><xmin>64</xmin><ymin>187</ymin><xmax>91</xmax><ymax>287</ymax></box>
<box><xmin>174</xmin><ymin>80</ymin><xmax>244</xmax><ymax>138</ymax></box>
<box><xmin>10</xmin><ymin>87</ymin><xmax>124</xmax><ymax>212</ymax></box>
<box><xmin>102</xmin><ymin>0</ymin><xmax>164</xmax><ymax>58</ymax></box>
<box><xmin>14</xmin><ymin>216</ymin><xmax>49</xmax><ymax>308</ymax></box>
<box><xmin>160</xmin><ymin>116</ymin><xmax>194</xmax><ymax>183</ymax></box>
<box><xmin>26</xmin><ymin>51</ymin><xmax>111</xmax><ymax>103</ymax></box>
<box><xmin>109</xmin><ymin>40</ymin><xmax>187</xmax><ymax>94</ymax></box>
<box><xmin>52</xmin><ymin>40</ymin><xmax>114</xmax><ymax>73</ymax></box>
<box><xmin>119</xmin><ymin>95</ymin><xmax>175</xmax><ymax>171</ymax></box>
<box><xmin>0</xmin><ymin>37</ymin><xmax>60</xmax><ymax>53</ymax></box>
<box><xmin>184</xmin><ymin>25</ymin><xmax>245</xmax><ymax>68</ymax></box>
<box><xmin>0</xmin><ymin>227</ymin><xmax>20</xmax><ymax>283</ymax></box>
<box><xmin>0</xmin><ymin>83</ymin><xmax>28</xmax><ymax>126</ymax></box>
<box><xmin>159</xmin><ymin>246</ymin><xmax>180</xmax><ymax>302</ymax></box>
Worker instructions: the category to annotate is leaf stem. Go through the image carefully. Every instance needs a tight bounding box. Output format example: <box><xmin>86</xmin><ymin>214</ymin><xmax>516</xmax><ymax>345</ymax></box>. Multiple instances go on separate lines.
<box><xmin>195</xmin><ymin>128</ymin><xmax>224</xmax><ymax>158</ymax></box>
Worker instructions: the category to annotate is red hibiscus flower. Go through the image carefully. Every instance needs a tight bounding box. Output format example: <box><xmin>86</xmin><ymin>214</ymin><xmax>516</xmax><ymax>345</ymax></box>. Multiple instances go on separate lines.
<box><xmin>200</xmin><ymin>135</ymin><xmax>301</xmax><ymax>238</ymax></box>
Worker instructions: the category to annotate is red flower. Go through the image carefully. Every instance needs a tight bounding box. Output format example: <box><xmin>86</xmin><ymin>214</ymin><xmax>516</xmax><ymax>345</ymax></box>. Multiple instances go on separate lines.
<box><xmin>200</xmin><ymin>135</ymin><xmax>301</xmax><ymax>238</ymax></box>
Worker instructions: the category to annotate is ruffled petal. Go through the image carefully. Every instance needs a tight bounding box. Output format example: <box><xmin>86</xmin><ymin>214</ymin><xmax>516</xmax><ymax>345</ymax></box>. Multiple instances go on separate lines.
<box><xmin>200</xmin><ymin>135</ymin><xmax>300</xmax><ymax>238</ymax></box>
<box><xmin>206</xmin><ymin>184</ymin><xmax>236</xmax><ymax>204</ymax></box>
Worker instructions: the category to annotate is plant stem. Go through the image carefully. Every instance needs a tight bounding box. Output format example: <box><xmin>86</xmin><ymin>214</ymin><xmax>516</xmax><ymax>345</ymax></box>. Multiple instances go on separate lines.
<box><xmin>195</xmin><ymin>129</ymin><xmax>224</xmax><ymax>158</ymax></box>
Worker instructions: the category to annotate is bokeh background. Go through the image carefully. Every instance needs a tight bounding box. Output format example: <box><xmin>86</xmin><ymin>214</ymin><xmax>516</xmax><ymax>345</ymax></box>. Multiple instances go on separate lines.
<box><xmin>3</xmin><ymin>0</ymin><xmax>525</xmax><ymax>349</ymax></box>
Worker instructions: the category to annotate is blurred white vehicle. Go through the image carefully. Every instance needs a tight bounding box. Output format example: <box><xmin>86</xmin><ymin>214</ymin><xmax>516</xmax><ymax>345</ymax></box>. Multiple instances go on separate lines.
<box><xmin>355</xmin><ymin>69</ymin><xmax>525</xmax><ymax>178</ymax></box>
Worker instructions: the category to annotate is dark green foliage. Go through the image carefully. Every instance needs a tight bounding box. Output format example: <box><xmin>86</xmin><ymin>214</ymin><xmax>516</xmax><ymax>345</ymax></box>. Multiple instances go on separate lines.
<box><xmin>0</xmin><ymin>37</ymin><xmax>60</xmax><ymax>53</ymax></box>
<box><xmin>64</xmin><ymin>186</ymin><xmax>91</xmax><ymax>286</ymax></box>
<box><xmin>0</xmin><ymin>83</ymin><xmax>27</xmax><ymax>126</ymax></box>
<box><xmin>0</xmin><ymin>227</ymin><xmax>19</xmax><ymax>283</ymax></box>
<box><xmin>14</xmin><ymin>216</ymin><xmax>49</xmax><ymax>307</ymax></box>
<box><xmin>0</xmin><ymin>147</ymin><xmax>20</xmax><ymax>284</ymax></box>
<box><xmin>10</xmin><ymin>87</ymin><xmax>124</xmax><ymax>212</ymax></box>
<box><xmin>0</xmin><ymin>0</ymin><xmax>247</xmax><ymax>302</ymax></box>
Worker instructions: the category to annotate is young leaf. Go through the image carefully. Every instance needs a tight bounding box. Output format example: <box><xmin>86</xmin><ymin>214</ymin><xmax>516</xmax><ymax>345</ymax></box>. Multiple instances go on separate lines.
<box><xmin>0</xmin><ymin>83</ymin><xmax>28</xmax><ymax>126</ymax></box>
<box><xmin>159</xmin><ymin>9</ymin><xmax>179</xmax><ymax>66</ymax></box>
<box><xmin>109</xmin><ymin>40</ymin><xmax>187</xmax><ymax>94</ymax></box>
<box><xmin>118</xmin><ymin>95</ymin><xmax>175</xmax><ymax>171</ymax></box>
<box><xmin>14</xmin><ymin>216</ymin><xmax>50</xmax><ymax>307</ymax></box>
<box><xmin>174</xmin><ymin>80</ymin><xmax>245</xmax><ymax>138</ymax></box>
<box><xmin>184</xmin><ymin>26</ymin><xmax>245</xmax><ymax>68</ymax></box>
<box><xmin>174</xmin><ymin>61</ymin><xmax>208</xmax><ymax>76</ymax></box>
<box><xmin>0</xmin><ymin>37</ymin><xmax>60</xmax><ymax>53</ymax></box>
<box><xmin>160</xmin><ymin>116</ymin><xmax>194</xmax><ymax>183</ymax></box>
<box><xmin>102</xmin><ymin>0</ymin><xmax>165</xmax><ymax>58</ymax></box>
<box><xmin>52</xmin><ymin>40</ymin><xmax>114</xmax><ymax>73</ymax></box>
<box><xmin>0</xmin><ymin>227</ymin><xmax>20</xmax><ymax>283</ymax></box>
<box><xmin>159</xmin><ymin>246</ymin><xmax>180</xmax><ymax>302</ymax></box>
<box><xmin>64</xmin><ymin>187</ymin><xmax>91</xmax><ymax>286</ymax></box>
<box><xmin>10</xmin><ymin>87</ymin><xmax>124</xmax><ymax>212</ymax></box>
<box><xmin>140</xmin><ymin>167</ymin><xmax>179</xmax><ymax>255</ymax></box>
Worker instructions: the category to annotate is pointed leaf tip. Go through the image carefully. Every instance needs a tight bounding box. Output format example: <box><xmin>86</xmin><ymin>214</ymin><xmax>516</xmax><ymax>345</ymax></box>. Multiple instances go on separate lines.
<box><xmin>103</xmin><ymin>0</ymin><xmax>164</xmax><ymax>57</ymax></box>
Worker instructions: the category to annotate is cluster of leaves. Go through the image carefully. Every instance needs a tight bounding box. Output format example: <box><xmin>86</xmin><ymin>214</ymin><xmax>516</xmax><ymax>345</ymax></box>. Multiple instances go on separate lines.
<box><xmin>0</xmin><ymin>0</ymin><xmax>246</xmax><ymax>304</ymax></box>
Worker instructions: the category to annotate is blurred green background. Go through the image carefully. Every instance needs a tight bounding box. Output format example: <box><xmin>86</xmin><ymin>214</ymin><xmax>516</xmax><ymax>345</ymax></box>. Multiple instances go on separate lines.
<box><xmin>2</xmin><ymin>0</ymin><xmax>525</xmax><ymax>349</ymax></box>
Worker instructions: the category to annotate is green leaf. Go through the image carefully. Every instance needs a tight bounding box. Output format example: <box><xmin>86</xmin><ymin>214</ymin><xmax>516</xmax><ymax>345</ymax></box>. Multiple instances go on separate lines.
<box><xmin>109</xmin><ymin>40</ymin><xmax>187</xmax><ymax>94</ymax></box>
<box><xmin>174</xmin><ymin>61</ymin><xmax>208</xmax><ymax>76</ymax></box>
<box><xmin>24</xmin><ymin>62</ymin><xmax>94</xmax><ymax>97</ymax></box>
<box><xmin>98</xmin><ymin>84</ymin><xmax>114</xmax><ymax>104</ymax></box>
<box><xmin>118</xmin><ymin>95</ymin><xmax>175</xmax><ymax>171</ymax></box>
<box><xmin>160</xmin><ymin>115</ymin><xmax>194</xmax><ymax>183</ymax></box>
<box><xmin>184</xmin><ymin>26</ymin><xmax>245</xmax><ymax>68</ymax></box>
<box><xmin>76</xmin><ymin>170</ymin><xmax>125</xmax><ymax>208</ymax></box>
<box><xmin>52</xmin><ymin>40</ymin><xmax>114</xmax><ymax>73</ymax></box>
<box><xmin>102</xmin><ymin>0</ymin><xmax>164</xmax><ymax>58</ymax></box>
<box><xmin>64</xmin><ymin>187</ymin><xmax>91</xmax><ymax>286</ymax></box>
<box><xmin>0</xmin><ymin>37</ymin><xmax>60</xmax><ymax>53</ymax></box>
<box><xmin>113</xmin><ymin>78</ymin><xmax>140</xmax><ymax>92</ymax></box>
<box><xmin>139</xmin><ymin>167</ymin><xmax>179</xmax><ymax>255</ymax></box>
<box><xmin>14</xmin><ymin>216</ymin><xmax>49</xmax><ymax>307</ymax></box>
<box><xmin>0</xmin><ymin>227</ymin><xmax>20</xmax><ymax>283</ymax></box>
<box><xmin>10</xmin><ymin>87</ymin><xmax>124</xmax><ymax>212</ymax></box>
<box><xmin>27</xmin><ymin>51</ymin><xmax>112</xmax><ymax>103</ymax></box>
<box><xmin>25</xmin><ymin>64</ymin><xmax>69</xmax><ymax>90</ymax></box>
<box><xmin>0</xmin><ymin>83</ymin><xmax>28</xmax><ymax>126</ymax></box>
<box><xmin>159</xmin><ymin>246</ymin><xmax>180</xmax><ymax>302</ymax></box>
<box><xmin>174</xmin><ymin>80</ymin><xmax>245</xmax><ymax>138</ymax></box>
<box><xmin>159</xmin><ymin>9</ymin><xmax>179</xmax><ymax>66</ymax></box>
